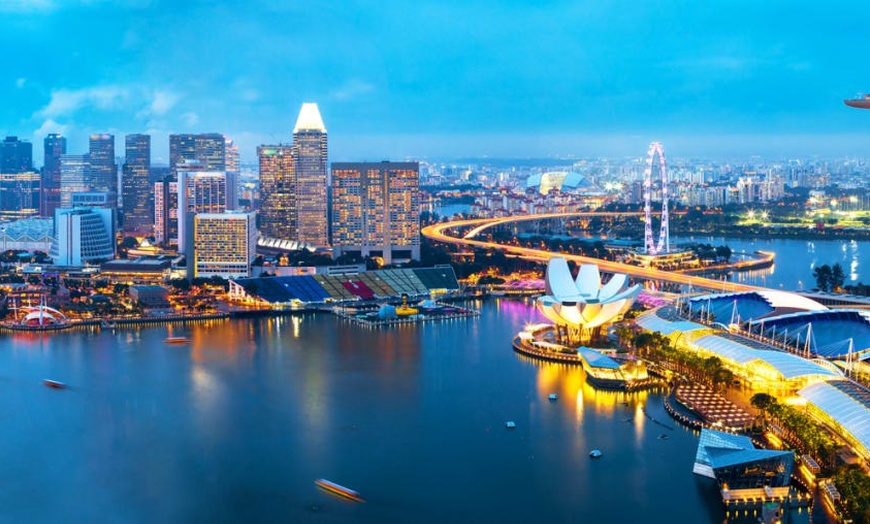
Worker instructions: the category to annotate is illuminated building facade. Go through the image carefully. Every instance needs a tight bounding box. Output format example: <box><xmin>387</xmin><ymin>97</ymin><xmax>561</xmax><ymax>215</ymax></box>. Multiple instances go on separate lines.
<box><xmin>331</xmin><ymin>161</ymin><xmax>420</xmax><ymax>264</ymax></box>
<box><xmin>257</xmin><ymin>145</ymin><xmax>295</xmax><ymax>240</ymax></box>
<box><xmin>177</xmin><ymin>169</ymin><xmax>234</xmax><ymax>255</ymax></box>
<box><xmin>122</xmin><ymin>134</ymin><xmax>152</xmax><ymax>233</ymax></box>
<box><xmin>41</xmin><ymin>133</ymin><xmax>66</xmax><ymax>217</ymax></box>
<box><xmin>170</xmin><ymin>133</ymin><xmax>226</xmax><ymax>175</ymax></box>
<box><xmin>292</xmin><ymin>103</ymin><xmax>328</xmax><ymax>247</ymax></box>
<box><xmin>1</xmin><ymin>136</ymin><xmax>33</xmax><ymax>173</ymax></box>
<box><xmin>59</xmin><ymin>154</ymin><xmax>89</xmax><ymax>208</ymax></box>
<box><xmin>88</xmin><ymin>134</ymin><xmax>117</xmax><ymax>202</ymax></box>
<box><xmin>154</xmin><ymin>177</ymin><xmax>178</xmax><ymax>245</ymax></box>
<box><xmin>0</xmin><ymin>171</ymin><xmax>40</xmax><ymax>217</ymax></box>
<box><xmin>50</xmin><ymin>207</ymin><xmax>115</xmax><ymax>266</ymax></box>
<box><xmin>193</xmin><ymin>211</ymin><xmax>257</xmax><ymax>279</ymax></box>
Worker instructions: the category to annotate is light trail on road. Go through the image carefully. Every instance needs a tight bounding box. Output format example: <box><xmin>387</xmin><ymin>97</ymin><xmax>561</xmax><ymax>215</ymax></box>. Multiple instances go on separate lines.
<box><xmin>422</xmin><ymin>213</ymin><xmax>760</xmax><ymax>293</ymax></box>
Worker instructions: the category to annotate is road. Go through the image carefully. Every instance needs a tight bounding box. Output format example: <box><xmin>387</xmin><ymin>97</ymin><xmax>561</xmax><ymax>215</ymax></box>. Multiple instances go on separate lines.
<box><xmin>421</xmin><ymin>214</ymin><xmax>760</xmax><ymax>293</ymax></box>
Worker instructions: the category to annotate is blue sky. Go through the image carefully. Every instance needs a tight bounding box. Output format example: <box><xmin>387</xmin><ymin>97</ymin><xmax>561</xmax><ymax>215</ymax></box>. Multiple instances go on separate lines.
<box><xmin>2</xmin><ymin>0</ymin><xmax>870</xmax><ymax>164</ymax></box>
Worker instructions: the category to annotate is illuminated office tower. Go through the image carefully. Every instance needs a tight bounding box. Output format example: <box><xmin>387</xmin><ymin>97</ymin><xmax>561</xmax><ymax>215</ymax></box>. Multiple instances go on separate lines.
<box><xmin>1</xmin><ymin>136</ymin><xmax>33</xmax><ymax>173</ymax></box>
<box><xmin>154</xmin><ymin>176</ymin><xmax>178</xmax><ymax>245</ymax></box>
<box><xmin>0</xmin><ymin>171</ymin><xmax>40</xmax><ymax>217</ymax></box>
<box><xmin>176</xmin><ymin>169</ymin><xmax>231</xmax><ymax>253</ymax></box>
<box><xmin>59</xmin><ymin>154</ymin><xmax>89</xmax><ymax>208</ymax></box>
<box><xmin>122</xmin><ymin>134</ymin><xmax>152</xmax><ymax>233</ymax></box>
<box><xmin>50</xmin><ymin>207</ymin><xmax>115</xmax><ymax>266</ymax></box>
<box><xmin>88</xmin><ymin>134</ymin><xmax>117</xmax><ymax>202</ymax></box>
<box><xmin>192</xmin><ymin>211</ymin><xmax>257</xmax><ymax>279</ymax></box>
<box><xmin>331</xmin><ymin>161</ymin><xmax>420</xmax><ymax>264</ymax></box>
<box><xmin>292</xmin><ymin>103</ymin><xmax>328</xmax><ymax>247</ymax></box>
<box><xmin>169</xmin><ymin>133</ymin><xmax>226</xmax><ymax>176</ymax></box>
<box><xmin>225</xmin><ymin>137</ymin><xmax>239</xmax><ymax>175</ymax></box>
<box><xmin>257</xmin><ymin>145</ymin><xmax>295</xmax><ymax>239</ymax></box>
<box><xmin>41</xmin><ymin>133</ymin><xmax>66</xmax><ymax>217</ymax></box>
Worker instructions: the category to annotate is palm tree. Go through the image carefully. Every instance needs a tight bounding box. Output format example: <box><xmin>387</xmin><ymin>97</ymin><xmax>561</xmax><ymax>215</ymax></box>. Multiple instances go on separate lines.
<box><xmin>831</xmin><ymin>262</ymin><xmax>846</xmax><ymax>291</ymax></box>
<box><xmin>813</xmin><ymin>264</ymin><xmax>832</xmax><ymax>291</ymax></box>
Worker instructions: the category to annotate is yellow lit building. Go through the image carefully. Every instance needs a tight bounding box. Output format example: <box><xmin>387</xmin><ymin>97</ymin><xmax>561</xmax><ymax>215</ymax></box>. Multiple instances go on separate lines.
<box><xmin>331</xmin><ymin>161</ymin><xmax>420</xmax><ymax>264</ymax></box>
<box><xmin>193</xmin><ymin>211</ymin><xmax>257</xmax><ymax>279</ymax></box>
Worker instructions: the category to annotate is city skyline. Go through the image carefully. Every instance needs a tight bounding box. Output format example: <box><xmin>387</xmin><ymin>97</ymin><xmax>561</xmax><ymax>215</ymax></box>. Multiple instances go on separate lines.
<box><xmin>2</xmin><ymin>1</ymin><xmax>870</xmax><ymax>163</ymax></box>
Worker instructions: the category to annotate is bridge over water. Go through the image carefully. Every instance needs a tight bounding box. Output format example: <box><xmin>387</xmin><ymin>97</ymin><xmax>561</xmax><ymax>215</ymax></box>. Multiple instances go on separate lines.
<box><xmin>422</xmin><ymin>213</ymin><xmax>760</xmax><ymax>293</ymax></box>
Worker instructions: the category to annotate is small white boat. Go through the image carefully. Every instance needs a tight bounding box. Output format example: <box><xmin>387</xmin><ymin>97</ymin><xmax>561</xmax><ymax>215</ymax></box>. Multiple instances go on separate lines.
<box><xmin>589</xmin><ymin>449</ymin><xmax>602</xmax><ymax>458</ymax></box>
<box><xmin>505</xmin><ymin>421</ymin><xmax>516</xmax><ymax>429</ymax></box>
<box><xmin>548</xmin><ymin>393</ymin><xmax>558</xmax><ymax>401</ymax></box>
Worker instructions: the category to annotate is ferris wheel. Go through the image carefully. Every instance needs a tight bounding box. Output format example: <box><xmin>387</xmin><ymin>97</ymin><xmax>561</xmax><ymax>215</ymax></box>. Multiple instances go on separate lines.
<box><xmin>642</xmin><ymin>141</ymin><xmax>670</xmax><ymax>255</ymax></box>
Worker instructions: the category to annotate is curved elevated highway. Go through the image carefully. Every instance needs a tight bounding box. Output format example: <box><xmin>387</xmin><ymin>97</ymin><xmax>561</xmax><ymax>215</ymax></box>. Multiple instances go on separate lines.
<box><xmin>422</xmin><ymin>213</ymin><xmax>760</xmax><ymax>293</ymax></box>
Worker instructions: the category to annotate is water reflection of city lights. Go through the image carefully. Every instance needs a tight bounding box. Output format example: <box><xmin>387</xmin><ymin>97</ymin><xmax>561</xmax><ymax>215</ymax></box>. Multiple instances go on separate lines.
<box><xmin>292</xmin><ymin>316</ymin><xmax>301</xmax><ymax>338</ymax></box>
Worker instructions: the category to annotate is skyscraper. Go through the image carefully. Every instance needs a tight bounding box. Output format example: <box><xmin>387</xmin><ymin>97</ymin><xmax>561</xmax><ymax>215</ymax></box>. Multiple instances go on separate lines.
<box><xmin>331</xmin><ymin>161</ymin><xmax>420</xmax><ymax>264</ymax></box>
<box><xmin>292</xmin><ymin>103</ymin><xmax>329</xmax><ymax>247</ymax></box>
<box><xmin>0</xmin><ymin>171</ymin><xmax>40</xmax><ymax>216</ymax></box>
<box><xmin>225</xmin><ymin>137</ymin><xmax>240</xmax><ymax>176</ymax></box>
<box><xmin>257</xmin><ymin>145</ymin><xmax>295</xmax><ymax>239</ymax></box>
<box><xmin>122</xmin><ymin>134</ymin><xmax>152</xmax><ymax>233</ymax></box>
<box><xmin>59</xmin><ymin>154</ymin><xmax>89</xmax><ymax>208</ymax></box>
<box><xmin>41</xmin><ymin>133</ymin><xmax>66</xmax><ymax>217</ymax></box>
<box><xmin>1</xmin><ymin>136</ymin><xmax>33</xmax><ymax>173</ymax></box>
<box><xmin>176</xmin><ymin>169</ymin><xmax>233</xmax><ymax>256</ymax></box>
<box><xmin>169</xmin><ymin>133</ymin><xmax>226</xmax><ymax>175</ymax></box>
<box><xmin>88</xmin><ymin>133</ymin><xmax>117</xmax><ymax>201</ymax></box>
<box><xmin>154</xmin><ymin>176</ymin><xmax>178</xmax><ymax>245</ymax></box>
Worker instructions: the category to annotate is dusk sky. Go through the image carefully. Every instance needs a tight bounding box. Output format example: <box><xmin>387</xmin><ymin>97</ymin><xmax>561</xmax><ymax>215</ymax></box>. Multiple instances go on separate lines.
<box><xmin>2</xmin><ymin>0</ymin><xmax>870</xmax><ymax>164</ymax></box>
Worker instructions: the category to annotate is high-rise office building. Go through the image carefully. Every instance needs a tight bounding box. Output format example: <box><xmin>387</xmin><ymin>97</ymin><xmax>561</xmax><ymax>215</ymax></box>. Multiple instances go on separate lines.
<box><xmin>50</xmin><ymin>207</ymin><xmax>115</xmax><ymax>266</ymax></box>
<box><xmin>176</xmin><ymin>169</ymin><xmax>232</xmax><ymax>255</ymax></box>
<box><xmin>0</xmin><ymin>171</ymin><xmax>40</xmax><ymax>216</ymax></box>
<box><xmin>169</xmin><ymin>133</ymin><xmax>226</xmax><ymax>175</ymax></box>
<box><xmin>331</xmin><ymin>161</ymin><xmax>420</xmax><ymax>264</ymax></box>
<box><xmin>121</xmin><ymin>134</ymin><xmax>152</xmax><ymax>233</ymax></box>
<box><xmin>154</xmin><ymin>176</ymin><xmax>178</xmax><ymax>245</ymax></box>
<box><xmin>1</xmin><ymin>136</ymin><xmax>33</xmax><ymax>174</ymax></box>
<box><xmin>225</xmin><ymin>137</ymin><xmax>240</xmax><ymax>175</ymax></box>
<box><xmin>59</xmin><ymin>154</ymin><xmax>90</xmax><ymax>208</ymax></box>
<box><xmin>192</xmin><ymin>211</ymin><xmax>257</xmax><ymax>279</ymax></box>
<box><xmin>292</xmin><ymin>103</ymin><xmax>328</xmax><ymax>247</ymax></box>
<box><xmin>41</xmin><ymin>133</ymin><xmax>66</xmax><ymax>217</ymax></box>
<box><xmin>257</xmin><ymin>145</ymin><xmax>295</xmax><ymax>239</ymax></box>
<box><xmin>88</xmin><ymin>134</ymin><xmax>117</xmax><ymax>201</ymax></box>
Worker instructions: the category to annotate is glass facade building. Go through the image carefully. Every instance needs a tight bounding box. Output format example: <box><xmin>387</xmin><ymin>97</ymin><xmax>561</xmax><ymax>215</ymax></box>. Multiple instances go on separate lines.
<box><xmin>1</xmin><ymin>136</ymin><xmax>33</xmax><ymax>174</ymax></box>
<box><xmin>41</xmin><ymin>133</ymin><xmax>66</xmax><ymax>217</ymax></box>
<box><xmin>122</xmin><ymin>134</ymin><xmax>152</xmax><ymax>233</ymax></box>
<box><xmin>59</xmin><ymin>154</ymin><xmax>90</xmax><ymax>208</ymax></box>
<box><xmin>50</xmin><ymin>207</ymin><xmax>115</xmax><ymax>266</ymax></box>
<box><xmin>292</xmin><ymin>103</ymin><xmax>328</xmax><ymax>247</ymax></box>
<box><xmin>88</xmin><ymin>134</ymin><xmax>117</xmax><ymax>201</ymax></box>
<box><xmin>694</xmin><ymin>428</ymin><xmax>794</xmax><ymax>489</ymax></box>
<box><xmin>257</xmin><ymin>145</ymin><xmax>295</xmax><ymax>240</ymax></box>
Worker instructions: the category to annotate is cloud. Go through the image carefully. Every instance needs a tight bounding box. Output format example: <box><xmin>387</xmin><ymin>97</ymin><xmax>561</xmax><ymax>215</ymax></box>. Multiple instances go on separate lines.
<box><xmin>329</xmin><ymin>79</ymin><xmax>374</xmax><ymax>101</ymax></box>
<box><xmin>148</xmin><ymin>90</ymin><xmax>180</xmax><ymax>116</ymax></box>
<box><xmin>16</xmin><ymin>78</ymin><xmax>25</xmax><ymax>88</ymax></box>
<box><xmin>36</xmin><ymin>85</ymin><xmax>130</xmax><ymax>118</ymax></box>
<box><xmin>182</xmin><ymin>112</ymin><xmax>199</xmax><ymax>126</ymax></box>
<box><xmin>32</xmin><ymin>118</ymin><xmax>69</xmax><ymax>139</ymax></box>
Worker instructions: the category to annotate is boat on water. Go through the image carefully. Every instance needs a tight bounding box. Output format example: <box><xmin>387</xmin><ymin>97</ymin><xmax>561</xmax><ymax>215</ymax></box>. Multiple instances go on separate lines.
<box><xmin>548</xmin><ymin>393</ymin><xmax>558</xmax><ymax>401</ymax></box>
<box><xmin>845</xmin><ymin>94</ymin><xmax>870</xmax><ymax>109</ymax></box>
<box><xmin>589</xmin><ymin>449</ymin><xmax>603</xmax><ymax>458</ymax></box>
<box><xmin>314</xmin><ymin>479</ymin><xmax>365</xmax><ymax>503</ymax></box>
<box><xmin>164</xmin><ymin>336</ymin><xmax>191</xmax><ymax>344</ymax></box>
<box><xmin>505</xmin><ymin>421</ymin><xmax>517</xmax><ymax>428</ymax></box>
<box><xmin>43</xmin><ymin>379</ymin><xmax>67</xmax><ymax>389</ymax></box>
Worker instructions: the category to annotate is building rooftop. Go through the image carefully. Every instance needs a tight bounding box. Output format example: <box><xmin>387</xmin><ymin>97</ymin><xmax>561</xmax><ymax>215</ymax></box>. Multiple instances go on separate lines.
<box><xmin>799</xmin><ymin>380</ymin><xmax>870</xmax><ymax>458</ymax></box>
<box><xmin>692</xmin><ymin>334</ymin><xmax>840</xmax><ymax>380</ymax></box>
<box><xmin>293</xmin><ymin>102</ymin><xmax>326</xmax><ymax>133</ymax></box>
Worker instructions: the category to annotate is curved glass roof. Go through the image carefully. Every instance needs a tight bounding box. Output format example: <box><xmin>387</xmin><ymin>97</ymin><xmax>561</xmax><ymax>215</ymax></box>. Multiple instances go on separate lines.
<box><xmin>749</xmin><ymin>309</ymin><xmax>870</xmax><ymax>359</ymax></box>
<box><xmin>692</xmin><ymin>334</ymin><xmax>840</xmax><ymax>380</ymax></box>
<box><xmin>799</xmin><ymin>381</ymin><xmax>870</xmax><ymax>456</ymax></box>
<box><xmin>0</xmin><ymin>218</ymin><xmax>54</xmax><ymax>240</ymax></box>
<box><xmin>577</xmin><ymin>347</ymin><xmax>621</xmax><ymax>369</ymax></box>
<box><xmin>635</xmin><ymin>311</ymin><xmax>706</xmax><ymax>336</ymax></box>
<box><xmin>689</xmin><ymin>290</ymin><xmax>827</xmax><ymax>324</ymax></box>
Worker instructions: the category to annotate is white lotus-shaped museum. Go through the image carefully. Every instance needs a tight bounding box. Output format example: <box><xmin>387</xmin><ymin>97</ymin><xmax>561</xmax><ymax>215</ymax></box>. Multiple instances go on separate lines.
<box><xmin>536</xmin><ymin>257</ymin><xmax>641</xmax><ymax>329</ymax></box>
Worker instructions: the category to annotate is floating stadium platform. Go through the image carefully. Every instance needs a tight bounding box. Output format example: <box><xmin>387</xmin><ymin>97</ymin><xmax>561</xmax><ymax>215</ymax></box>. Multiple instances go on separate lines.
<box><xmin>228</xmin><ymin>266</ymin><xmax>461</xmax><ymax>308</ymax></box>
